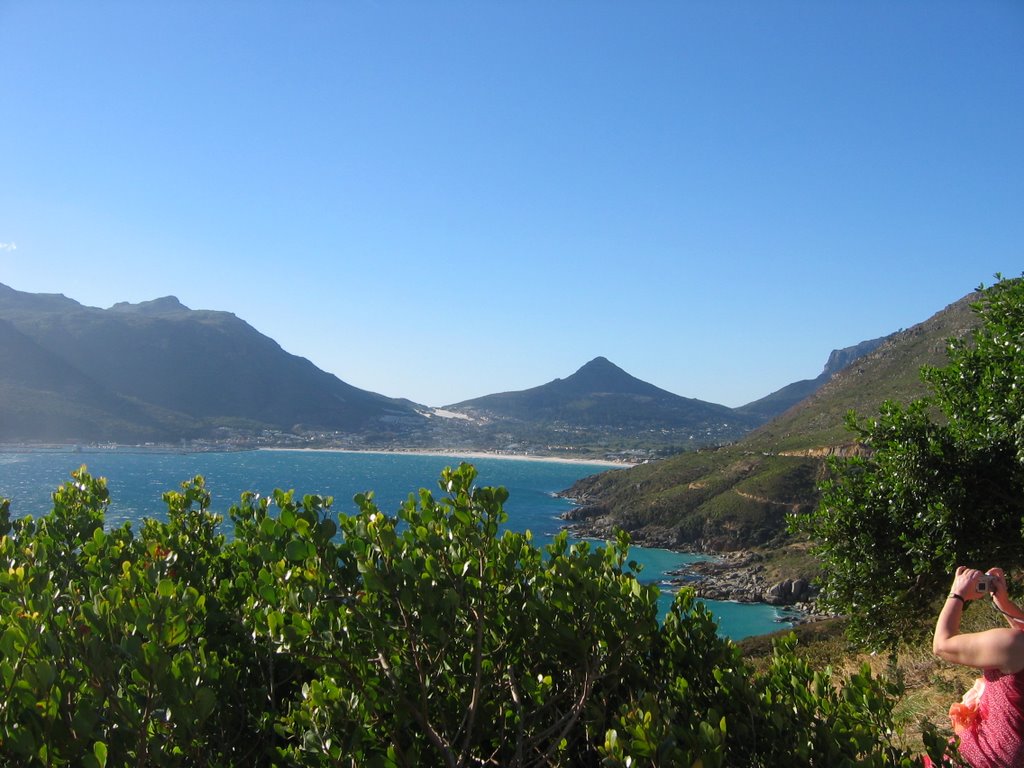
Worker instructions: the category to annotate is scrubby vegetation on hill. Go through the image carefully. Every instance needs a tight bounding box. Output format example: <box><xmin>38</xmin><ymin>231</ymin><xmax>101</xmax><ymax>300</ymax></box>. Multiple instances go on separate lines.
<box><xmin>561</xmin><ymin>287</ymin><xmax>983</xmax><ymax>552</ymax></box>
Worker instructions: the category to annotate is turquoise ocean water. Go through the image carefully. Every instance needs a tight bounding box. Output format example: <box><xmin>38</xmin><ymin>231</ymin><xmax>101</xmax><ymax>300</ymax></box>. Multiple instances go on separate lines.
<box><xmin>0</xmin><ymin>449</ymin><xmax>788</xmax><ymax>640</ymax></box>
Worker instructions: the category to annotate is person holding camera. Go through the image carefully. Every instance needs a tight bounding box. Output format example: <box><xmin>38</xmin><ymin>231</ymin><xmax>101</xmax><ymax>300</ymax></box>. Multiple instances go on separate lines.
<box><xmin>930</xmin><ymin>566</ymin><xmax>1024</xmax><ymax>767</ymax></box>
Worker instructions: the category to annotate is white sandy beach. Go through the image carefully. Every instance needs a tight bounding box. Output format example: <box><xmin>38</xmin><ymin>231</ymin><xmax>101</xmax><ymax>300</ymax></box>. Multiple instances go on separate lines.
<box><xmin>260</xmin><ymin>447</ymin><xmax>633</xmax><ymax>468</ymax></box>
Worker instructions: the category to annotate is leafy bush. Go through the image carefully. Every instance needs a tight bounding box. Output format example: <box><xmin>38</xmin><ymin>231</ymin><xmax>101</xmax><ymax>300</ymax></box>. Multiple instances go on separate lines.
<box><xmin>793</xmin><ymin>275</ymin><xmax>1024</xmax><ymax>649</ymax></box>
<box><xmin>0</xmin><ymin>463</ymin><xmax>939</xmax><ymax>766</ymax></box>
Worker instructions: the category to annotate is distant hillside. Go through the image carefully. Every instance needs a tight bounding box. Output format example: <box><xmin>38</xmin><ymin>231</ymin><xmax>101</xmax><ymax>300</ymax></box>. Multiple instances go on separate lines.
<box><xmin>735</xmin><ymin>337</ymin><xmax>888</xmax><ymax>423</ymax></box>
<box><xmin>0</xmin><ymin>317</ymin><xmax>195</xmax><ymax>442</ymax></box>
<box><xmin>439</xmin><ymin>357</ymin><xmax>762</xmax><ymax>454</ymax></box>
<box><xmin>448</xmin><ymin>356</ymin><xmax>757</xmax><ymax>431</ymax></box>
<box><xmin>561</xmin><ymin>292</ymin><xmax>981</xmax><ymax>551</ymax></box>
<box><xmin>0</xmin><ymin>284</ymin><xmax>425</xmax><ymax>443</ymax></box>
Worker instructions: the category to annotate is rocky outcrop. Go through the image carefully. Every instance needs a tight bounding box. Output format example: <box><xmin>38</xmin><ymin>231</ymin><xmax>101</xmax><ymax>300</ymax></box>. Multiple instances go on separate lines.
<box><xmin>778</xmin><ymin>444</ymin><xmax>872</xmax><ymax>459</ymax></box>
<box><xmin>666</xmin><ymin>550</ymin><xmax>828</xmax><ymax>623</ymax></box>
<box><xmin>561</xmin><ymin>509</ymin><xmax>774</xmax><ymax>554</ymax></box>
<box><xmin>764</xmin><ymin>577</ymin><xmax>813</xmax><ymax>605</ymax></box>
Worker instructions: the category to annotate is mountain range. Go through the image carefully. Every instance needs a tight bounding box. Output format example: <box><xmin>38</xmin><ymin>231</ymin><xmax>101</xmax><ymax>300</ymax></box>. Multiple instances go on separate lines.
<box><xmin>0</xmin><ymin>284</ymin><xmax>421</xmax><ymax>443</ymax></box>
<box><xmin>0</xmin><ymin>282</ymin><xmax>891</xmax><ymax>455</ymax></box>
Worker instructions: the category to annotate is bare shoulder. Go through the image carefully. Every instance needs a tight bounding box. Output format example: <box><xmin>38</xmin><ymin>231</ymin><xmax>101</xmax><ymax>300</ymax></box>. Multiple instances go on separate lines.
<box><xmin>989</xmin><ymin>628</ymin><xmax>1024</xmax><ymax>674</ymax></box>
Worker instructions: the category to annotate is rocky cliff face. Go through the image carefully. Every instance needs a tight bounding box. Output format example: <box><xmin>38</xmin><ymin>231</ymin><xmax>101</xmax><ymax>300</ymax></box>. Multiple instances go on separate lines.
<box><xmin>821</xmin><ymin>337</ymin><xmax>887</xmax><ymax>378</ymax></box>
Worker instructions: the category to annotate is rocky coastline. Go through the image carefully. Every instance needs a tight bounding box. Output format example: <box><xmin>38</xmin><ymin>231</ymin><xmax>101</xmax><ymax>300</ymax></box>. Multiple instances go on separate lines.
<box><xmin>666</xmin><ymin>550</ymin><xmax>824</xmax><ymax>624</ymax></box>
<box><xmin>560</xmin><ymin>510</ymin><xmax>830</xmax><ymax>626</ymax></box>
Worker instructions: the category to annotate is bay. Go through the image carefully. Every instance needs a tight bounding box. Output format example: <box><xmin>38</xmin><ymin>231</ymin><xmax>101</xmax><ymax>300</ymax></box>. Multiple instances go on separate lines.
<box><xmin>0</xmin><ymin>448</ymin><xmax>788</xmax><ymax>640</ymax></box>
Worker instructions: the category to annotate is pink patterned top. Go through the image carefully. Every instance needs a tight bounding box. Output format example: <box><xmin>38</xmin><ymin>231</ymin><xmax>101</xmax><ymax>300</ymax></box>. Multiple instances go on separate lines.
<box><xmin>957</xmin><ymin>667</ymin><xmax>1024</xmax><ymax>768</ymax></box>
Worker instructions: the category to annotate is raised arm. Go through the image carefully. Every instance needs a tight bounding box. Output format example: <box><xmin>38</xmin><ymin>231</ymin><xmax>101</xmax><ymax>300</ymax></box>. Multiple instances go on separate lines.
<box><xmin>933</xmin><ymin>566</ymin><xmax>1024</xmax><ymax>674</ymax></box>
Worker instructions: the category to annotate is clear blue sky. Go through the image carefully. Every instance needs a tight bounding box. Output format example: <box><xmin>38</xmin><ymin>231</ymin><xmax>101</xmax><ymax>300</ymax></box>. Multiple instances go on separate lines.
<box><xmin>1</xmin><ymin>2</ymin><xmax>1021</xmax><ymax>408</ymax></box>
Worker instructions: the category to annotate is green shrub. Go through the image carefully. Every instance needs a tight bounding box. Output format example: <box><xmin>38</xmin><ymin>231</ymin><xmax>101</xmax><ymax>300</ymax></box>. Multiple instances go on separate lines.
<box><xmin>793</xmin><ymin>275</ymin><xmax>1024</xmax><ymax>649</ymax></box>
<box><xmin>0</xmin><ymin>464</ymin><xmax>941</xmax><ymax>766</ymax></box>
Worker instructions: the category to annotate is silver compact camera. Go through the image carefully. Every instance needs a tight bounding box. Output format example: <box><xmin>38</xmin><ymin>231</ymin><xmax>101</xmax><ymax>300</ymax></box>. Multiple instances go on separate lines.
<box><xmin>977</xmin><ymin>577</ymin><xmax>992</xmax><ymax>592</ymax></box>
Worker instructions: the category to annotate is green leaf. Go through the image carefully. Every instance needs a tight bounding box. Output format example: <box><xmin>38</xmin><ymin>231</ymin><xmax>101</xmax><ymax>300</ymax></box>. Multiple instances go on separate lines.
<box><xmin>93</xmin><ymin>741</ymin><xmax>108</xmax><ymax>768</ymax></box>
<box><xmin>158</xmin><ymin>578</ymin><xmax>175</xmax><ymax>598</ymax></box>
<box><xmin>285</xmin><ymin>539</ymin><xmax>310</xmax><ymax>561</ymax></box>
<box><xmin>163</xmin><ymin>615</ymin><xmax>188</xmax><ymax>647</ymax></box>
<box><xmin>317</xmin><ymin>518</ymin><xmax>337</xmax><ymax>541</ymax></box>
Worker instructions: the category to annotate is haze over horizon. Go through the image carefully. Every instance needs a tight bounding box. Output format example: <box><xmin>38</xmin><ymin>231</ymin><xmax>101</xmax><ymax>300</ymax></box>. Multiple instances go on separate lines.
<box><xmin>1</xmin><ymin>2</ymin><xmax>1021</xmax><ymax>408</ymax></box>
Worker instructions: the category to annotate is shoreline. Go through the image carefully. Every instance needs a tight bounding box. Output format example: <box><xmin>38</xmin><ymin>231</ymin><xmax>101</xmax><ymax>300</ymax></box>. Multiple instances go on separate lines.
<box><xmin>563</xmin><ymin>512</ymin><xmax>824</xmax><ymax>623</ymax></box>
<box><xmin>258</xmin><ymin>446</ymin><xmax>634</xmax><ymax>469</ymax></box>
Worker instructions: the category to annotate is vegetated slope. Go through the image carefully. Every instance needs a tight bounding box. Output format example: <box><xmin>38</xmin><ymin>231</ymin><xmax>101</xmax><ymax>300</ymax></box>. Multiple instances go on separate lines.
<box><xmin>744</xmin><ymin>293</ymin><xmax>979</xmax><ymax>455</ymax></box>
<box><xmin>444</xmin><ymin>356</ymin><xmax>761</xmax><ymax>449</ymax></box>
<box><xmin>561</xmin><ymin>292</ymin><xmax>982</xmax><ymax>551</ymax></box>
<box><xmin>0</xmin><ymin>283</ymin><xmax>425</xmax><ymax>443</ymax></box>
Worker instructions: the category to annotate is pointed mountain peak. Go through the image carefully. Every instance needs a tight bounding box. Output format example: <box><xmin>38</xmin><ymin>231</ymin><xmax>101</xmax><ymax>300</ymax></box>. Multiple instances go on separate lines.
<box><xmin>576</xmin><ymin>356</ymin><xmax>619</xmax><ymax>373</ymax></box>
<box><xmin>565</xmin><ymin>357</ymin><xmax>641</xmax><ymax>389</ymax></box>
